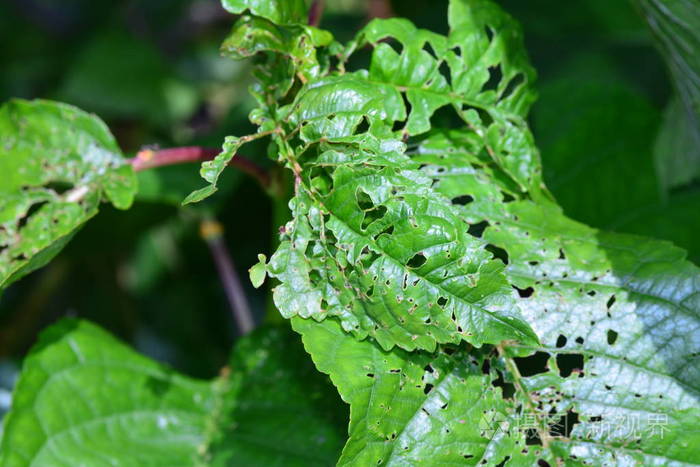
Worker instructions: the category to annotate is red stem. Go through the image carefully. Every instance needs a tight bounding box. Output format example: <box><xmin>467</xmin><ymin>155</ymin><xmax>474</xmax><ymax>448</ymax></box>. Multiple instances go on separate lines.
<box><xmin>129</xmin><ymin>147</ymin><xmax>270</xmax><ymax>188</ymax></box>
<box><xmin>308</xmin><ymin>0</ymin><xmax>325</xmax><ymax>26</ymax></box>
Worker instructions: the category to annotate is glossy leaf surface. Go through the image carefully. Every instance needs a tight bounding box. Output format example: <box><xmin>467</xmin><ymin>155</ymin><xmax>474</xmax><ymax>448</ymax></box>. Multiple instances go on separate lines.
<box><xmin>245</xmin><ymin>0</ymin><xmax>542</xmax><ymax>352</ymax></box>
<box><xmin>0</xmin><ymin>321</ymin><xmax>346</xmax><ymax>466</ymax></box>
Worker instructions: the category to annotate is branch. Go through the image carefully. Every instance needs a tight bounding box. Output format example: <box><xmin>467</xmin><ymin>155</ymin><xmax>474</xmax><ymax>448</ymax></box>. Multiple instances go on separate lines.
<box><xmin>200</xmin><ymin>219</ymin><xmax>256</xmax><ymax>335</ymax></box>
<box><xmin>368</xmin><ymin>0</ymin><xmax>393</xmax><ymax>20</ymax></box>
<box><xmin>129</xmin><ymin>146</ymin><xmax>270</xmax><ymax>188</ymax></box>
<box><xmin>308</xmin><ymin>0</ymin><xmax>325</xmax><ymax>27</ymax></box>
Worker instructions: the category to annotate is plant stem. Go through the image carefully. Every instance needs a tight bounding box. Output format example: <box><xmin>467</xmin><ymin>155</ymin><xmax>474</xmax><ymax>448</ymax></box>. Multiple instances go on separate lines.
<box><xmin>308</xmin><ymin>0</ymin><xmax>325</xmax><ymax>26</ymax></box>
<box><xmin>200</xmin><ymin>219</ymin><xmax>256</xmax><ymax>335</ymax></box>
<box><xmin>368</xmin><ymin>0</ymin><xmax>393</xmax><ymax>20</ymax></box>
<box><xmin>129</xmin><ymin>147</ymin><xmax>270</xmax><ymax>188</ymax></box>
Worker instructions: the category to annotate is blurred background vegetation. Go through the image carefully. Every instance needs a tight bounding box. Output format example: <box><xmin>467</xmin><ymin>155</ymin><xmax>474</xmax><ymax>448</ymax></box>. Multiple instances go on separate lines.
<box><xmin>1</xmin><ymin>0</ymin><xmax>698</xmax><ymax>423</ymax></box>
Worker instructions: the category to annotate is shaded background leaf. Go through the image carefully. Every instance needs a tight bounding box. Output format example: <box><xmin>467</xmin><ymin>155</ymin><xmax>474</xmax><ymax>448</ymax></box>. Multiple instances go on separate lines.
<box><xmin>0</xmin><ymin>320</ymin><xmax>346</xmax><ymax>466</ymax></box>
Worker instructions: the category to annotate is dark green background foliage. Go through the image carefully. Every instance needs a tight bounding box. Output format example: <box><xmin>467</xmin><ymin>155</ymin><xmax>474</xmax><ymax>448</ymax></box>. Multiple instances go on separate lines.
<box><xmin>0</xmin><ymin>0</ymin><xmax>699</xmax><ymax>465</ymax></box>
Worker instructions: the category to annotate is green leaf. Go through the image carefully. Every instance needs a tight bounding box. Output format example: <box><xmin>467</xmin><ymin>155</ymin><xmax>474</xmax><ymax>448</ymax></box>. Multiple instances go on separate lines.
<box><xmin>0</xmin><ymin>99</ymin><xmax>137</xmax><ymax>290</ymax></box>
<box><xmin>0</xmin><ymin>319</ymin><xmax>212</xmax><ymax>466</ymax></box>
<box><xmin>221</xmin><ymin>16</ymin><xmax>333</xmax><ymax>81</ymax></box>
<box><xmin>221</xmin><ymin>0</ymin><xmax>309</xmax><ymax>25</ymax></box>
<box><xmin>292</xmin><ymin>317</ymin><xmax>536</xmax><ymax>466</ymax></box>
<box><xmin>654</xmin><ymin>97</ymin><xmax>700</xmax><ymax>193</ymax></box>
<box><xmin>249</xmin><ymin>254</ymin><xmax>267</xmax><ymax>288</ymax></box>
<box><xmin>615</xmin><ymin>187</ymin><xmax>700</xmax><ymax>265</ymax></box>
<box><xmin>216</xmin><ymin>0</ymin><xmax>700</xmax><ymax>464</ymax></box>
<box><xmin>183</xmin><ymin>136</ymin><xmax>240</xmax><ymax>205</ymax></box>
<box><xmin>207</xmin><ymin>326</ymin><xmax>347</xmax><ymax>466</ymax></box>
<box><xmin>244</xmin><ymin>0</ymin><xmax>545</xmax><ymax>352</ymax></box>
<box><xmin>323</xmin><ymin>0</ymin><xmax>542</xmax><ymax>193</ymax></box>
<box><xmin>635</xmin><ymin>0</ymin><xmax>700</xmax><ymax>188</ymax></box>
<box><xmin>291</xmin><ymin>126</ymin><xmax>700</xmax><ymax>463</ymax></box>
<box><xmin>420</xmin><ymin>129</ymin><xmax>700</xmax><ymax>465</ymax></box>
<box><xmin>266</xmin><ymin>146</ymin><xmax>538</xmax><ymax>352</ymax></box>
<box><xmin>0</xmin><ymin>320</ymin><xmax>346</xmax><ymax>466</ymax></box>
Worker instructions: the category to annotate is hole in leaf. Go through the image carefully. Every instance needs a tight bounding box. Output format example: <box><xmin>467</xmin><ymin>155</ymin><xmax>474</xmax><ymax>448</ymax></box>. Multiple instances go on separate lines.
<box><xmin>437</xmin><ymin>296</ymin><xmax>448</xmax><ymax>307</ymax></box>
<box><xmin>481</xmin><ymin>64</ymin><xmax>503</xmax><ymax>92</ymax></box>
<box><xmin>439</xmin><ymin>60</ymin><xmax>452</xmax><ymax>86</ymax></box>
<box><xmin>491</xmin><ymin>369</ymin><xmax>515</xmax><ymax>399</ymax></box>
<box><xmin>499</xmin><ymin>72</ymin><xmax>525</xmax><ymax>101</ymax></box>
<box><xmin>362</xmin><ymin>205</ymin><xmax>387</xmax><ymax>229</ymax></box>
<box><xmin>355</xmin><ymin>116</ymin><xmax>370</xmax><ymax>134</ymax></box>
<box><xmin>606</xmin><ymin>295</ymin><xmax>616</xmax><ymax>309</ymax></box>
<box><xmin>555</xmin><ymin>335</ymin><xmax>567</xmax><ymax>348</ymax></box>
<box><xmin>549</xmin><ymin>409</ymin><xmax>579</xmax><ymax>438</ymax></box>
<box><xmin>484</xmin><ymin>25</ymin><xmax>495</xmax><ymax>42</ymax></box>
<box><xmin>575</xmin><ymin>336</ymin><xmax>584</xmax><ymax>345</ymax></box>
<box><xmin>423</xmin><ymin>383</ymin><xmax>434</xmax><ymax>395</ymax></box>
<box><xmin>357</xmin><ymin>189</ymin><xmax>374</xmax><ymax>210</ymax></box>
<box><xmin>501</xmin><ymin>191</ymin><xmax>515</xmax><ymax>203</ymax></box>
<box><xmin>513</xmin><ymin>286</ymin><xmax>534</xmax><ymax>298</ymax></box>
<box><xmin>525</xmin><ymin>428</ymin><xmax>542</xmax><ymax>446</ymax></box>
<box><xmin>486</xmin><ymin>244</ymin><xmax>509</xmax><ymax>264</ymax></box>
<box><xmin>18</xmin><ymin>201</ymin><xmax>49</xmax><ymax>229</ymax></box>
<box><xmin>422</xmin><ymin>41</ymin><xmax>438</xmax><ymax>59</ymax></box>
<box><xmin>462</xmin><ymin>105</ymin><xmax>493</xmax><ymax>126</ymax></box>
<box><xmin>376</xmin><ymin>224</ymin><xmax>394</xmax><ymax>238</ymax></box>
<box><xmin>514</xmin><ymin>352</ymin><xmax>550</xmax><ymax>377</ymax></box>
<box><xmin>451</xmin><ymin>194</ymin><xmax>474</xmax><ymax>206</ymax></box>
<box><xmin>46</xmin><ymin>181</ymin><xmax>74</xmax><ymax>195</ymax></box>
<box><xmin>407</xmin><ymin>252</ymin><xmax>427</xmax><ymax>268</ymax></box>
<box><xmin>607</xmin><ymin>329</ymin><xmax>618</xmax><ymax>346</ymax></box>
<box><xmin>556</xmin><ymin>353</ymin><xmax>584</xmax><ymax>378</ymax></box>
<box><xmin>468</xmin><ymin>221</ymin><xmax>489</xmax><ymax>238</ymax></box>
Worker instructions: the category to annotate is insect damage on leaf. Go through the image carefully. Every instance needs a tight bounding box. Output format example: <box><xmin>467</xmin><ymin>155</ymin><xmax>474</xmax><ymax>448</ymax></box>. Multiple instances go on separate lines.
<box><xmin>213</xmin><ymin>0</ymin><xmax>700</xmax><ymax>464</ymax></box>
<box><xmin>0</xmin><ymin>99</ymin><xmax>137</xmax><ymax>291</ymax></box>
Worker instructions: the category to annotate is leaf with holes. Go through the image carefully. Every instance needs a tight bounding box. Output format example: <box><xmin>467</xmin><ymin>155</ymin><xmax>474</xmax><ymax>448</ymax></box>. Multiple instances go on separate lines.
<box><xmin>0</xmin><ymin>320</ymin><xmax>346</xmax><ymax>466</ymax></box>
<box><xmin>245</xmin><ymin>0</ymin><xmax>542</xmax><ymax>352</ymax></box>
<box><xmin>0</xmin><ymin>99</ymin><xmax>137</xmax><ymax>291</ymax></box>
<box><xmin>419</xmin><ymin>129</ymin><xmax>700</xmax><ymax>465</ymax></box>
<box><xmin>292</xmin><ymin>317</ymin><xmax>541</xmax><ymax>466</ymax></box>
